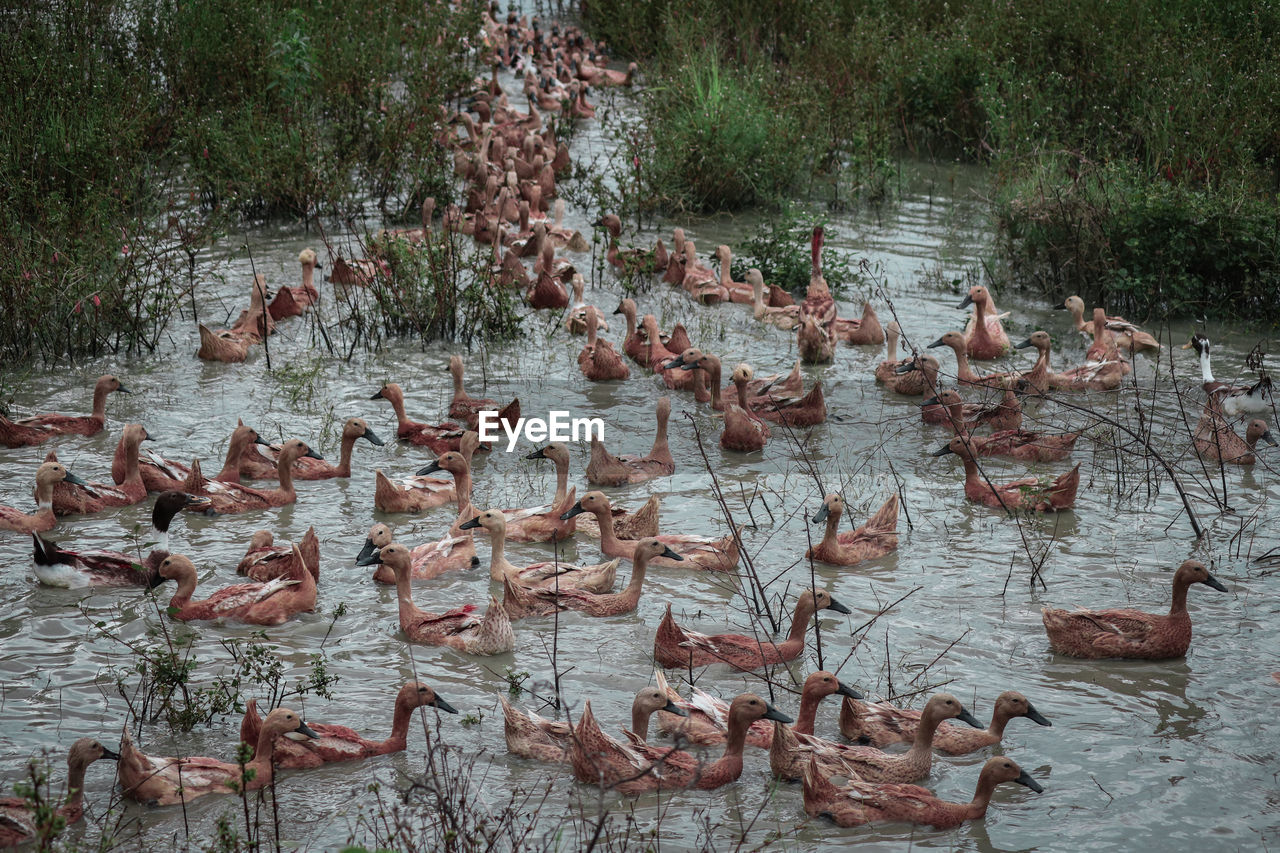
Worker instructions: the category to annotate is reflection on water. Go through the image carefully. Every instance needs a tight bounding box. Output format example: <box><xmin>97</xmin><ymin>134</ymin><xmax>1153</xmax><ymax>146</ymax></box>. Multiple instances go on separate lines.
<box><xmin>0</xmin><ymin>102</ymin><xmax>1277</xmax><ymax>852</ymax></box>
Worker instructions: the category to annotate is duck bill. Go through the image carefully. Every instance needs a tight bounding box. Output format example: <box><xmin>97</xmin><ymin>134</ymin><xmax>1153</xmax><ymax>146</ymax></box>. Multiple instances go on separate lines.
<box><xmin>296</xmin><ymin>720</ymin><xmax>320</xmax><ymax>739</ymax></box>
<box><xmin>369</xmin><ymin>389</ymin><xmax>386</xmax><ymax>400</ymax></box>
<box><xmin>1025</xmin><ymin>704</ymin><xmax>1052</xmax><ymax>726</ymax></box>
<box><xmin>63</xmin><ymin>471</ymin><xmax>88</xmax><ymax>486</ymax></box>
<box><xmin>836</xmin><ymin>682</ymin><xmax>863</xmax><ymax>700</ymax></box>
<box><xmin>183</xmin><ymin>494</ymin><xmax>212</xmax><ymax>511</ymax></box>
<box><xmin>1203</xmin><ymin>574</ymin><xmax>1228</xmax><ymax>592</ymax></box>
<box><xmin>926</xmin><ymin>337</ymin><xmax>946</xmax><ymax>349</ymax></box>
<box><xmin>1015</xmin><ymin>770</ymin><xmax>1044</xmax><ymax>793</ymax></box>
<box><xmin>458</xmin><ymin>516</ymin><xmax>482</xmax><ymax>530</ymax></box>
<box><xmin>661</xmin><ymin>700</ymin><xmax>689</xmax><ymax>717</ymax></box>
<box><xmin>824</xmin><ymin>597</ymin><xmax>852</xmax><ymax>615</ymax></box>
<box><xmin>894</xmin><ymin>361</ymin><xmax>918</xmax><ymax>375</ymax></box>
<box><xmin>659</xmin><ymin>546</ymin><xmax>685</xmax><ymax>561</ymax></box>
<box><xmin>1052</xmin><ymin>300</ymin><xmax>1070</xmax><ymax>310</ymax></box>
<box><xmin>611</xmin><ymin>302</ymin><xmax>625</xmax><ymax>315</ymax></box>
<box><xmin>254</xmin><ymin>434</ymin><xmax>271</xmax><ymax>446</ymax></box>
<box><xmin>956</xmin><ymin>293</ymin><xmax>974</xmax><ymax>310</ymax></box>
<box><xmin>141</xmin><ymin>430</ymin><xmax>155</xmax><ymax>442</ymax></box>
<box><xmin>1013</xmin><ymin>338</ymin><xmax>1035</xmax><ymax>350</ymax></box>
<box><xmin>762</xmin><ymin>704</ymin><xmax>794</xmax><ymax>724</ymax></box>
<box><xmin>362</xmin><ymin>427</ymin><xmax>385</xmax><ymax>446</ymax></box>
<box><xmin>116</xmin><ymin>385</ymin><xmax>133</xmax><ymax>394</ymax></box>
<box><xmin>1262</xmin><ymin>430</ymin><xmax>1278</xmax><ymax>448</ymax></box>
<box><xmin>99</xmin><ymin>747</ymin><xmax>121</xmax><ymax>760</ymax></box>
<box><xmin>931</xmin><ymin>444</ymin><xmax>955</xmax><ymax>457</ymax></box>
<box><xmin>433</xmin><ymin>695</ymin><xmax>459</xmax><ymax>714</ymax></box>
<box><xmin>302</xmin><ymin>447</ymin><xmax>323</xmax><ymax>460</ymax></box>
<box><xmin>921</xmin><ymin>395</ymin><xmax>941</xmax><ymax>407</ymax></box>
<box><xmin>560</xmin><ymin>500</ymin><xmax>585</xmax><ymax>521</ymax></box>
<box><xmin>417</xmin><ymin>461</ymin><xmax>444</xmax><ymax>476</ymax></box>
<box><xmin>525</xmin><ymin>447</ymin><xmax>547</xmax><ymax>459</ymax></box>
<box><xmin>956</xmin><ymin>708</ymin><xmax>984</xmax><ymax>728</ymax></box>
<box><xmin>810</xmin><ymin>504</ymin><xmax>829</xmax><ymax>523</ymax></box>
<box><xmin>356</xmin><ymin>548</ymin><xmax>383</xmax><ymax>567</ymax></box>
<box><xmin>355</xmin><ymin>538</ymin><xmax>377</xmax><ymax>565</ymax></box>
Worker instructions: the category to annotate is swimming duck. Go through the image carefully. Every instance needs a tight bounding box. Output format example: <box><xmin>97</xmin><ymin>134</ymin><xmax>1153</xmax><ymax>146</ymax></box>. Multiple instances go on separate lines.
<box><xmin>933</xmin><ymin>436</ymin><xmax>1080</xmax><ymax>511</ymax></box>
<box><xmin>597</xmin><ymin>213</ymin><xmax>656</xmax><ymax>274</ymax></box>
<box><xmin>500</xmin><ymin>686</ymin><xmax>686</xmax><ymax>764</ymax></box>
<box><xmin>800</xmin><ymin>227</ymin><xmax>836</xmax><ymax>328</ymax></box>
<box><xmin>159</xmin><ymin>547</ymin><xmax>316</xmax><ymax>625</ymax></box>
<box><xmin>1046</xmin><ymin>319</ymin><xmax>1129</xmax><ymax>390</ymax></box>
<box><xmin>196</xmin><ymin>276</ymin><xmax>274</xmax><ymax>362</ymax></box>
<box><xmin>571</xmin><ymin>493</ymin><xmax>661</xmax><ymax>541</ymax></box>
<box><xmin>833</xmin><ymin>302</ymin><xmax>886</xmax><ymax>345</ymax></box>
<box><xmin>267</xmin><ymin>248</ymin><xmax>321</xmax><ymax>320</ymax></box>
<box><xmin>236</xmin><ymin>527</ymin><xmax>320</xmax><ymax>582</ymax></box>
<box><xmin>840</xmin><ymin>689</ymin><xmax>1051</xmax><ymax>754</ymax></box>
<box><xmin>563</xmin><ymin>491</ymin><xmax>739</xmax><ymax>572</ymax></box>
<box><xmin>0</xmin><ymin>738</ymin><xmax>118</xmax><ymax>846</ymax></box>
<box><xmin>118</xmin><ymin>707</ymin><xmax>317</xmax><ymax>806</ymax></box>
<box><xmin>237</xmin><ymin>682</ymin><xmax>456</xmax><ymax>769</ymax></box>
<box><xmin>570</xmin><ymin>694</ymin><xmax>792</xmax><ymax>794</ymax></box>
<box><xmin>327</xmin><ymin>255</ymin><xmax>388</xmax><ymax>286</ymax></box>
<box><xmin>654</xmin><ymin>669</ymin><xmax>861</xmax><ymax>748</ymax></box>
<box><xmin>1194</xmin><ymin>414</ymin><xmax>1276</xmax><ymax>465</ymax></box>
<box><xmin>927</xmin><ymin>390</ymin><xmax>1079</xmax><ymax>463</ymax></box>
<box><xmin>578</xmin><ymin>307</ymin><xmax>630</xmax><ymax>381</ymax></box>
<box><xmin>1009</xmin><ymin>331</ymin><xmax>1054</xmax><ymax>395</ymax></box>
<box><xmin>889</xmin><ymin>354</ymin><xmax>942</xmax><ymax>397</ymax></box>
<box><xmin>549</xmin><ymin>199</ymin><xmax>589</xmax><ymax>252</ymax></box>
<box><xmin>802</xmin><ymin>754</ymin><xmax>1042</xmax><ymax>829</ymax></box>
<box><xmin>680</xmin><ymin>240</ymin><xmax>729</xmax><ymax>305</ymax></box>
<box><xmin>639</xmin><ymin>316</ymin><xmax>702</xmax><ymax>391</ymax></box>
<box><xmin>505</xmin><ymin>443</ymin><xmax>578</xmax><ymax>542</ymax></box>
<box><xmin>807</xmin><ymin>493</ymin><xmax>899</xmax><ymax>566</ymax></box>
<box><xmin>245</xmin><ymin>418</ymin><xmax>384</xmax><ymax>481</ymax></box>
<box><xmin>213</xmin><ymin>420</ymin><xmax>275</xmax><ymax>483</ymax></box>
<box><xmin>1081</xmin><ymin>308</ymin><xmax>1134</xmax><ymax>369</ymax></box>
<box><xmin>750</xmin><ymin>269</ymin><xmax>800</xmax><ymax>329</ymax></box>
<box><xmin>585</xmin><ymin>397</ymin><xmax>674</xmax><ymax>484</ymax></box>
<box><xmin>798</xmin><ymin>315</ymin><xmax>836</xmax><ymax>364</ymax></box>
<box><xmin>1057</xmin><ymin>295</ymin><xmax>1160</xmax><ymax>354</ymax></box>
<box><xmin>873</xmin><ymin>322</ymin><xmax>909</xmax><ymax>384</ymax></box>
<box><xmin>356</xmin><ymin>510</ymin><xmax>479</xmax><ymax>584</ymax></box>
<box><xmin>370</xmin><ymin>382</ymin><xmax>468</xmax><ymax>453</ymax></box>
<box><xmin>613</xmin><ymin>298</ymin><xmax>650</xmax><ymax>366</ymax></box>
<box><xmin>0</xmin><ymin>461</ymin><xmax>85</xmax><ymax>533</ymax></box>
<box><xmin>501</xmin><ymin>537</ymin><xmax>676</xmax><ymax>618</ymax></box>
<box><xmin>770</xmin><ymin>692</ymin><xmax>983</xmax><ymax>784</ymax></box>
<box><xmin>31</xmin><ymin>491</ymin><xmax>208</xmax><ymax>587</ymax></box>
<box><xmin>51</xmin><ymin>424</ymin><xmax>151</xmax><ymax>515</ymax></box>
<box><xmin>927</xmin><ymin>330</ymin><xmax>1019</xmax><ymax>388</ymax></box>
<box><xmin>921</xmin><ymin>388</ymin><xmax>1022</xmax><ymax>431</ymax></box>
<box><xmin>374</xmin><ymin>432</ymin><xmax>477</xmax><ymax>514</ymax></box>
<box><xmin>183</xmin><ymin>439</ymin><xmax>322</xmax><ymax>514</ymax></box>
<box><xmin>460</xmin><ymin>508</ymin><xmax>617</xmax><ymax>591</ymax></box>
<box><xmin>1184</xmin><ymin>333</ymin><xmax>1274</xmax><ymax>418</ymax></box>
<box><xmin>653</xmin><ymin>589</ymin><xmax>850</xmax><ymax>670</ymax></box>
<box><xmin>527</xmin><ymin>246</ymin><xmax>571</xmax><ymax>309</ymax></box>
<box><xmin>711</xmin><ymin>245</ymin><xmax>752</xmax><ymax>304</ymax></box>
<box><xmin>448</xmin><ymin>355</ymin><xmax>522</xmax><ymax>430</ymax></box>
<box><xmin>566</xmin><ymin>274</ymin><xmax>609</xmax><ymax>334</ymax></box>
<box><xmin>958</xmin><ymin>285</ymin><xmax>1011</xmax><ymax>359</ymax></box>
<box><xmin>357</xmin><ymin>543</ymin><xmax>514</xmax><ymax>654</ymax></box>
<box><xmin>718</xmin><ymin>366</ymin><xmax>771</xmax><ymax>452</ymax></box>
<box><xmin>0</xmin><ymin>374</ymin><xmax>129</xmax><ymax>447</ymax></box>
<box><xmin>1042</xmin><ymin>559</ymin><xmax>1227</xmax><ymax>659</ymax></box>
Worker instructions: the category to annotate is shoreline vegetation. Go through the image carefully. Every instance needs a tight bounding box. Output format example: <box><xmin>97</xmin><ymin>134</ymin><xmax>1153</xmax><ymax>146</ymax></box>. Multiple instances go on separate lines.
<box><xmin>583</xmin><ymin>0</ymin><xmax>1280</xmax><ymax>322</ymax></box>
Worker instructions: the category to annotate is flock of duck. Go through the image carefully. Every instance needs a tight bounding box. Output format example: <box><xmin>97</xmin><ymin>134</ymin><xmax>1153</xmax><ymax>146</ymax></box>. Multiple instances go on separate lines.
<box><xmin>0</xmin><ymin>6</ymin><xmax>1271</xmax><ymax>848</ymax></box>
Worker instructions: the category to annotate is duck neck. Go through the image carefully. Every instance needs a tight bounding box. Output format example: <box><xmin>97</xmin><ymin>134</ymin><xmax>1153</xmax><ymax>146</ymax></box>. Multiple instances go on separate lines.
<box><xmin>718</xmin><ymin>254</ymin><xmax>732</xmax><ymax>288</ymax></box>
<box><xmin>1069</xmin><ymin>301</ymin><xmax>1087</xmax><ymax>331</ymax></box>
<box><xmin>594</xmin><ymin>505</ymin><xmax>622</xmax><ymax>551</ymax></box>
<box><xmin>793</xmin><ymin>689</ymin><xmax>827</xmax><ymax>736</ymax></box>
<box><xmin>275</xmin><ymin>450</ymin><xmax>297</xmax><ymax>495</ymax></box>
<box><xmin>336</xmin><ymin>434</ymin><xmax>356</xmax><ymax>478</ymax></box>
<box><xmin>217</xmin><ymin>434</ymin><xmax>245</xmax><ymax>482</ymax></box>
<box><xmin>247</xmin><ymin>728</ymin><xmax>278</xmax><ymax>788</ymax></box>
<box><xmin>908</xmin><ymin>707</ymin><xmax>946</xmax><ymax>758</ymax></box>
<box><xmin>1170</xmin><ymin>576</ymin><xmax>1192</xmax><ymax>615</ymax></box>
<box><xmin>488</xmin><ymin>523</ymin><xmax>517</xmax><ymax>580</ymax></box>
<box><xmin>63</xmin><ymin>756</ymin><xmax>89</xmax><ymax>814</ymax></box>
<box><xmin>302</xmin><ymin>260</ymin><xmax>315</xmax><ymax>293</ymax></box>
<box><xmin>623</xmin><ymin>553</ymin><xmax>649</xmax><ymax>599</ymax></box>
<box><xmin>986</xmin><ymin>706</ymin><xmax>1013</xmax><ymax>739</ymax></box>
<box><xmin>91</xmin><ymin>385</ymin><xmax>109</xmax><ymax>423</ymax></box>
<box><xmin>34</xmin><ymin>481</ymin><xmax>55</xmax><ymax>515</ymax></box>
<box><xmin>169</xmin><ymin>571</ymin><xmax>198</xmax><ymax>609</ymax></box>
<box><xmin>631</xmin><ymin>702</ymin><xmax>652</xmax><ymax>740</ymax></box>
<box><xmin>946</xmin><ymin>402</ymin><xmax>972</xmax><ymax>437</ymax></box>
<box><xmin>885</xmin><ymin>327</ymin><xmax>898</xmax><ymax>362</ymax></box>
<box><xmin>393</xmin><ymin>566</ymin><xmax>422</xmax><ymax>629</ymax></box>
<box><xmin>735</xmin><ymin>380</ymin><xmax>751</xmax><ymax>411</ymax></box>
<box><xmin>388</xmin><ymin>393</ymin><xmax>410</xmax><ymax>429</ymax></box>
<box><xmin>786</xmin><ymin>598</ymin><xmax>816</xmax><ymax>645</ymax></box>
<box><xmin>722</xmin><ymin>712</ymin><xmax>751</xmax><ymax>759</ymax></box>
<box><xmin>382</xmin><ymin>697</ymin><xmax>416</xmax><ymax>753</ymax></box>
<box><xmin>953</xmin><ymin>344</ymin><xmax>976</xmax><ymax>383</ymax></box>
<box><xmin>122</xmin><ymin>436</ymin><xmax>142</xmax><ymax>486</ymax></box>
<box><xmin>622</xmin><ymin>306</ymin><xmax>636</xmax><ymax>341</ymax></box>
<box><xmin>960</xmin><ymin>454</ymin><xmax>981</xmax><ymax>488</ymax></box>
<box><xmin>451</xmin><ymin>367</ymin><xmax>465</xmax><ymax>399</ymax></box>
<box><xmin>1199</xmin><ymin>347</ymin><xmax>1215</xmax><ymax>383</ymax></box>
<box><xmin>649</xmin><ymin>411</ymin><xmax>669</xmax><ymax>461</ymax></box>
<box><xmin>453</xmin><ymin>466</ymin><xmax>473</xmax><ymax>506</ymax></box>
<box><xmin>706</xmin><ymin>363</ymin><xmax>724</xmax><ymax>408</ymax></box>
<box><xmin>964</xmin><ymin>771</ymin><xmax>999</xmax><ymax>820</ymax></box>
<box><xmin>551</xmin><ymin>454</ymin><xmax>568</xmax><ymax>506</ymax></box>
<box><xmin>819</xmin><ymin>511</ymin><xmax>841</xmax><ymax>553</ymax></box>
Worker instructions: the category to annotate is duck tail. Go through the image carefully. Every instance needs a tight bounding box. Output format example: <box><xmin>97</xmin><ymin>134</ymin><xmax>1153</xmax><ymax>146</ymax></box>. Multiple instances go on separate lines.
<box><xmin>373</xmin><ymin>469</ymin><xmax>404</xmax><ymax>513</ymax></box>
<box><xmin>801</xmin><ymin>753</ymin><xmax>843</xmax><ymax>817</ymax></box>
<box><xmin>623</xmin><ymin>495</ymin><xmax>661</xmax><ymax>539</ymax></box>
<box><xmin>864</xmin><ymin>493</ymin><xmax>900</xmax><ymax>536</ymax></box>
<box><xmin>299</xmin><ymin>526</ymin><xmax>320</xmax><ymax>579</ymax></box>
<box><xmin>239</xmin><ymin>698</ymin><xmax>262</xmax><ymax>747</ymax></box>
<box><xmin>653</xmin><ymin>602</ymin><xmax>688</xmax><ymax>668</ymax></box>
<box><xmin>1050</xmin><ymin>464</ymin><xmax>1081</xmax><ymax>509</ymax></box>
<box><xmin>838</xmin><ymin>695</ymin><xmax>869</xmax><ymax>741</ymax></box>
<box><xmin>183</xmin><ymin>458</ymin><xmax>207</xmax><ymax>495</ymax></box>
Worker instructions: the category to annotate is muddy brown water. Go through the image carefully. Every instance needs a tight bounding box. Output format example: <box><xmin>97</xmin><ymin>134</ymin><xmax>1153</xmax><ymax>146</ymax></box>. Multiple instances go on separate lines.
<box><xmin>1</xmin><ymin>87</ymin><xmax>1277</xmax><ymax>852</ymax></box>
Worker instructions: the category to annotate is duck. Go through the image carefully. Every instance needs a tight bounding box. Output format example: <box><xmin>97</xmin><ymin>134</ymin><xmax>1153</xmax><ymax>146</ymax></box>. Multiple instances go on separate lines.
<box><xmin>245</xmin><ymin>418</ymin><xmax>384</xmax><ymax>481</ymax></box>
<box><xmin>1184</xmin><ymin>333</ymin><xmax>1274</xmax><ymax>418</ymax></box>
<box><xmin>840</xmin><ymin>689</ymin><xmax>1051</xmax><ymax>754</ymax></box>
<box><xmin>448</xmin><ymin>355</ymin><xmax>522</xmax><ymax>430</ymax></box>
<box><xmin>888</xmin><ymin>354</ymin><xmax>942</xmax><ymax>397</ymax></box>
<box><xmin>577</xmin><ymin>307</ymin><xmax>631</xmax><ymax>381</ymax></box>
<box><xmin>933</xmin><ymin>436</ymin><xmax>1080</xmax><ymax>511</ymax></box>
<box><xmin>751</xmin><ymin>378</ymin><xmax>827</xmax><ymax>427</ymax></box>
<box><xmin>1047</xmin><ymin>320</ymin><xmax>1129</xmax><ymax>391</ymax></box>
<box><xmin>653</xmin><ymin>589</ymin><xmax>850</xmax><ymax>670</ymax></box>
<box><xmin>237</xmin><ymin>682</ymin><xmax>456</xmax><ymax>769</ymax></box>
<box><xmin>1057</xmin><ymin>295</ymin><xmax>1160</xmax><ymax>354</ymax></box>
<box><xmin>196</xmin><ymin>276</ymin><xmax>274</xmax><ymax>362</ymax></box>
<box><xmin>596</xmin><ymin>213</ymin><xmax>656</xmax><ymax>274</ymax></box>
<box><xmin>957</xmin><ymin>285</ymin><xmax>1011</xmax><ymax>359</ymax></box>
<box><xmin>571</xmin><ymin>493</ymin><xmax>661</xmax><ymax>541</ymax></box>
<box><xmin>500</xmin><ymin>686</ymin><xmax>686</xmax><ymax>764</ymax></box>
<box><xmin>214</xmin><ymin>420</ymin><xmax>275</xmax><ymax>483</ymax></box>
<box><xmin>30</xmin><ymin>491</ymin><xmax>208</xmax><ymax>587</ymax></box>
<box><xmin>927</xmin><ymin>330</ymin><xmax>1019</xmax><ymax>388</ymax></box>
<box><xmin>721</xmin><ymin>366</ymin><xmax>771</xmax><ymax>452</ymax></box>
<box><xmin>327</xmin><ymin>255</ymin><xmax>388</xmax><ymax>286</ymax></box>
<box><xmin>806</xmin><ymin>493</ymin><xmax>899</xmax><ymax>566</ymax></box>
<box><xmin>921</xmin><ymin>388</ymin><xmax>1022</xmax><ymax>431</ymax></box>
<box><xmin>0</xmin><ymin>374</ymin><xmax>130</xmax><ymax>447</ymax></box>
<box><xmin>873</xmin><ymin>322</ymin><xmax>908</xmax><ymax>383</ymax></box>
<box><xmin>802</xmin><ymin>754</ymin><xmax>1042</xmax><ymax>829</ymax></box>
<box><xmin>680</xmin><ymin>240</ymin><xmax>729</xmax><ymax>305</ymax></box>
<box><xmin>527</xmin><ymin>246</ymin><xmax>571</xmax><ymax>309</ymax></box>
<box><xmin>501</xmin><ymin>537</ymin><xmax>677</xmax><ymax>619</ymax></box>
<box><xmin>460</xmin><ymin>508</ymin><xmax>617</xmax><ymax>591</ymax></box>
<box><xmin>266</xmin><ymin>248</ymin><xmax>321</xmax><ymax>320</ymax></box>
<box><xmin>927</xmin><ymin>390</ymin><xmax>1079</xmax><ymax>463</ymax></box>
<box><xmin>548</xmin><ymin>199</ymin><xmax>589</xmax><ymax>252</ymax></box>
<box><xmin>712</xmin><ymin>245</ymin><xmax>752</xmax><ymax>303</ymax></box>
<box><xmin>374</xmin><ymin>432</ymin><xmax>477</xmax><ymax>514</ymax></box>
<box><xmin>504</xmin><ymin>442</ymin><xmax>578</xmax><ymax>542</ymax></box>
<box><xmin>183</xmin><ymin>439</ymin><xmax>322</xmax><ymax>514</ymax></box>
<box><xmin>50</xmin><ymin>423</ymin><xmax>151</xmax><ymax>515</ymax></box>
<box><xmin>613</xmin><ymin>298</ymin><xmax>650</xmax><ymax>366</ymax></box>
<box><xmin>566</xmin><ymin>274</ymin><xmax>609</xmax><ymax>334</ymax></box>
<box><xmin>570</xmin><ymin>694</ymin><xmax>792</xmax><ymax>794</ymax></box>
<box><xmin>563</xmin><ymin>491</ymin><xmax>739</xmax><ymax>572</ymax></box>
<box><xmin>750</xmin><ymin>269</ymin><xmax>800</xmax><ymax>329</ymax></box>
<box><xmin>236</xmin><ymin>526</ymin><xmax>320</xmax><ymax>582</ymax></box>
<box><xmin>1042</xmin><ymin>559</ymin><xmax>1228</xmax><ymax>659</ymax></box>
<box><xmin>158</xmin><ymin>548</ymin><xmax>316</xmax><ymax>625</ymax></box>
<box><xmin>356</xmin><ymin>510</ymin><xmax>479</xmax><ymax>584</ymax></box>
<box><xmin>118</xmin><ymin>707</ymin><xmax>317</xmax><ymax>806</ymax></box>
<box><xmin>1010</xmin><ymin>331</ymin><xmax>1054</xmax><ymax>395</ymax></box>
<box><xmin>357</xmin><ymin>543</ymin><xmax>514</xmax><ymax>654</ymax></box>
<box><xmin>800</xmin><ymin>227</ymin><xmax>836</xmax><ymax>328</ymax></box>
<box><xmin>770</xmin><ymin>692</ymin><xmax>983</xmax><ymax>784</ymax></box>
<box><xmin>798</xmin><ymin>315</ymin><xmax>836</xmax><ymax>364</ymax></box>
<box><xmin>370</xmin><ymin>382</ymin><xmax>468</xmax><ymax>453</ymax></box>
<box><xmin>1194</xmin><ymin>415</ymin><xmax>1276</xmax><ymax>465</ymax></box>
<box><xmin>0</xmin><ymin>738</ymin><xmax>119</xmax><ymax>846</ymax></box>
<box><xmin>0</xmin><ymin>461</ymin><xmax>85</xmax><ymax>533</ymax></box>
<box><xmin>585</xmin><ymin>397</ymin><xmax>674</xmax><ymax>484</ymax></box>
<box><xmin>654</xmin><ymin>669</ymin><xmax>861</xmax><ymax>749</ymax></box>
<box><xmin>639</xmin><ymin>316</ymin><xmax>702</xmax><ymax>391</ymax></box>
<box><xmin>833</xmin><ymin>302</ymin><xmax>886</xmax><ymax>345</ymax></box>
<box><xmin>1081</xmin><ymin>308</ymin><xmax>1134</xmax><ymax>369</ymax></box>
